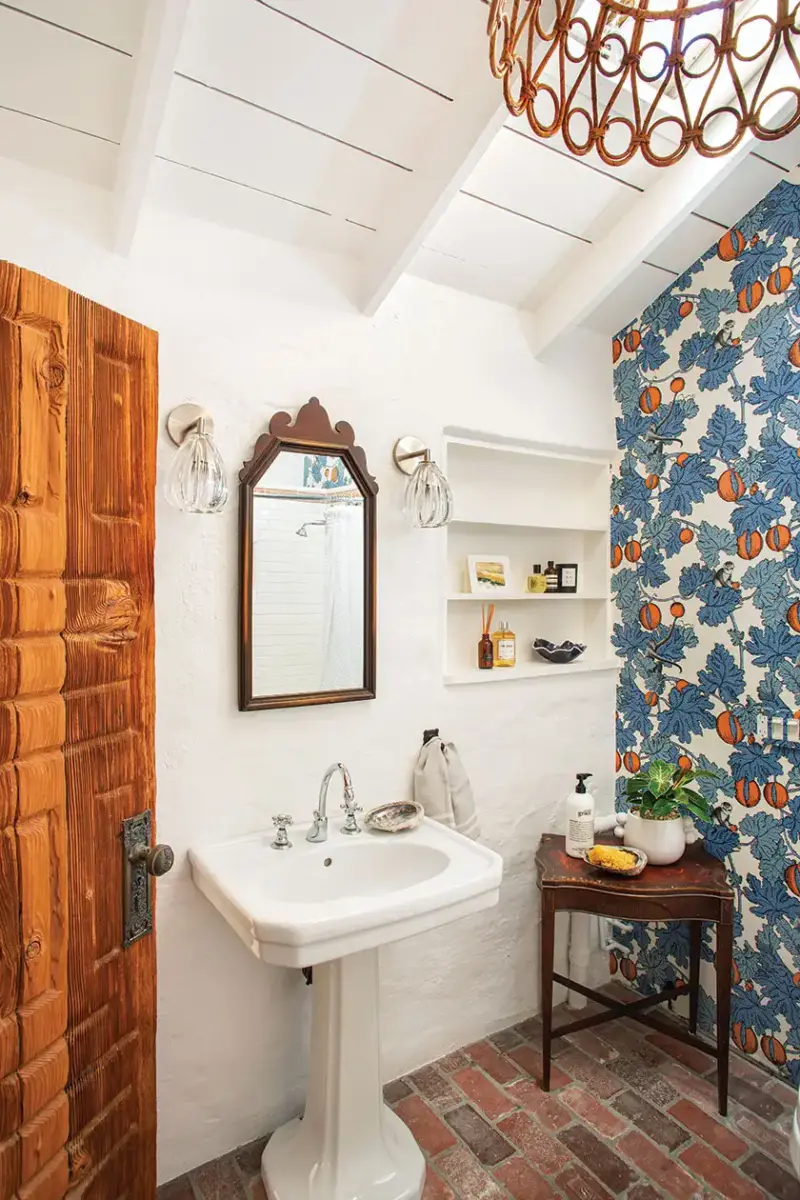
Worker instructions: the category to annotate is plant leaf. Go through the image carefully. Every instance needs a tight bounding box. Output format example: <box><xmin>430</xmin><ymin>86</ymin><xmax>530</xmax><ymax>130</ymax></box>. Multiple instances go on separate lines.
<box><xmin>647</xmin><ymin>760</ymin><xmax>675</xmax><ymax>797</ymax></box>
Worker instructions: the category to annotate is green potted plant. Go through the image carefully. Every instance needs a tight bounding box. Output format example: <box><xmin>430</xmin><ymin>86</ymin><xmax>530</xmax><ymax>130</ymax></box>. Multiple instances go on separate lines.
<box><xmin>623</xmin><ymin>759</ymin><xmax>713</xmax><ymax>865</ymax></box>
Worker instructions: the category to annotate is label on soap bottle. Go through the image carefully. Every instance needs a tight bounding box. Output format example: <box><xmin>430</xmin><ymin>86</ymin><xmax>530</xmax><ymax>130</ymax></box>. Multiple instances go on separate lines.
<box><xmin>497</xmin><ymin>638</ymin><xmax>515</xmax><ymax>661</ymax></box>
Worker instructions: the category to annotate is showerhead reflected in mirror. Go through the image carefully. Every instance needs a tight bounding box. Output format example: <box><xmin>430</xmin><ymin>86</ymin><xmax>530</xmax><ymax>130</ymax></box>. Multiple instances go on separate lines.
<box><xmin>239</xmin><ymin>397</ymin><xmax>378</xmax><ymax>711</ymax></box>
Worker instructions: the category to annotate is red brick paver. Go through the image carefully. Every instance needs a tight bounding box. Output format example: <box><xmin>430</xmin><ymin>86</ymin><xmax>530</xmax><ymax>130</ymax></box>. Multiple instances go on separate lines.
<box><xmin>680</xmin><ymin>1141</ymin><xmax>766</xmax><ymax>1200</ymax></box>
<box><xmin>669</xmin><ymin>1097</ymin><xmax>749</xmax><ymax>1160</ymax></box>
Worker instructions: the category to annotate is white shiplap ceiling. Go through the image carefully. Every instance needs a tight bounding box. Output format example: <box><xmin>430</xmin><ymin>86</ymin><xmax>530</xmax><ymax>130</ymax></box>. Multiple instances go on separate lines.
<box><xmin>0</xmin><ymin>0</ymin><xmax>797</xmax><ymax>340</ymax></box>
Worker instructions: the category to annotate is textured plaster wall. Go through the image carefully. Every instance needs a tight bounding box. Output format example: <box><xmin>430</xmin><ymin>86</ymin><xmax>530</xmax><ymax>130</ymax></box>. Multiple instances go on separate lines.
<box><xmin>612</xmin><ymin>179</ymin><xmax>800</xmax><ymax>1086</ymax></box>
<box><xmin>0</xmin><ymin>158</ymin><xmax>615</xmax><ymax>1182</ymax></box>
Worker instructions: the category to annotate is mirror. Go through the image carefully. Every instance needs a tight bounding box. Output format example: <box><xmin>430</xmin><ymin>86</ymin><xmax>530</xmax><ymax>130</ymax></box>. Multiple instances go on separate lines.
<box><xmin>239</xmin><ymin>398</ymin><xmax>378</xmax><ymax>710</ymax></box>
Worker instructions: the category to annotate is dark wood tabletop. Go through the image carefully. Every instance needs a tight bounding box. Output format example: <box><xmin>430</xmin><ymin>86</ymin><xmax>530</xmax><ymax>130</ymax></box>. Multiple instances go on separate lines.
<box><xmin>536</xmin><ymin>833</ymin><xmax>733</xmax><ymax>899</ymax></box>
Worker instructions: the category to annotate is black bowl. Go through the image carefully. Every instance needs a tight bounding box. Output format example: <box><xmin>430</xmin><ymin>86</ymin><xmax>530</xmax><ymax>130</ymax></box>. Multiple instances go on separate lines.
<box><xmin>532</xmin><ymin>638</ymin><xmax>586</xmax><ymax>665</ymax></box>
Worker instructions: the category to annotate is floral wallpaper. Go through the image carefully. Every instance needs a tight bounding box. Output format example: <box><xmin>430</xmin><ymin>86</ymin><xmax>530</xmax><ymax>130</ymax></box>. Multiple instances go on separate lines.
<box><xmin>612</xmin><ymin>179</ymin><xmax>800</xmax><ymax>1084</ymax></box>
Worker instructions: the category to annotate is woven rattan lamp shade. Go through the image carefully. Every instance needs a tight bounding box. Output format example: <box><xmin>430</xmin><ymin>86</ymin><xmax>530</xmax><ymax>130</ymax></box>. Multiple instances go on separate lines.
<box><xmin>488</xmin><ymin>0</ymin><xmax>800</xmax><ymax>166</ymax></box>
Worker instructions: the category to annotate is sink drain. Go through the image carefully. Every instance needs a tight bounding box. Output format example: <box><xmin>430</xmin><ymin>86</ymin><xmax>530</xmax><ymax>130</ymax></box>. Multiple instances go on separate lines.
<box><xmin>324</xmin><ymin>858</ymin><xmax>332</xmax><ymax>867</ymax></box>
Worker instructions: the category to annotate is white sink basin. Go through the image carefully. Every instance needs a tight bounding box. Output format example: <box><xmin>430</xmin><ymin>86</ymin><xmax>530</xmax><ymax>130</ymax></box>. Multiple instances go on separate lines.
<box><xmin>190</xmin><ymin>816</ymin><xmax>503</xmax><ymax>1200</ymax></box>
<box><xmin>189</xmin><ymin>817</ymin><xmax>502</xmax><ymax>967</ymax></box>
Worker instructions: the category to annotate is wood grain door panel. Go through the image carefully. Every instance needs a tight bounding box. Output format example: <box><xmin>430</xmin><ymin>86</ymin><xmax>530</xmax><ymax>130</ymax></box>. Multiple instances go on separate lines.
<box><xmin>0</xmin><ymin>263</ymin><xmax>158</xmax><ymax>1199</ymax></box>
<box><xmin>0</xmin><ymin>262</ymin><xmax>70</xmax><ymax>1199</ymax></box>
<box><xmin>64</xmin><ymin>293</ymin><xmax>158</xmax><ymax>1198</ymax></box>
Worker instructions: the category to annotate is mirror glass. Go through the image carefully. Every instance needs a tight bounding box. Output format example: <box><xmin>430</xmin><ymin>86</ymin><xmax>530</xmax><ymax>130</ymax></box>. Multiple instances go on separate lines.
<box><xmin>251</xmin><ymin>450</ymin><xmax>365</xmax><ymax>697</ymax></box>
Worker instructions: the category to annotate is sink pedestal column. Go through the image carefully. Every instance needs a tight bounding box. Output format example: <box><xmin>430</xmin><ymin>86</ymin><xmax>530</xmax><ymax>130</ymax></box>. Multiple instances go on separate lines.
<box><xmin>262</xmin><ymin>948</ymin><xmax>426</xmax><ymax>1200</ymax></box>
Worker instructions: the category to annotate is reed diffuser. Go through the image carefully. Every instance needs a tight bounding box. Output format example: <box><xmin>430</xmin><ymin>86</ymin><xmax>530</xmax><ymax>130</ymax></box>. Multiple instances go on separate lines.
<box><xmin>479</xmin><ymin>604</ymin><xmax>495</xmax><ymax>669</ymax></box>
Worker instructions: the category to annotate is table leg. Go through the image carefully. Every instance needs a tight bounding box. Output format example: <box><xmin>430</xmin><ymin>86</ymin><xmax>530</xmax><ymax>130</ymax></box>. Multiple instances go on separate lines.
<box><xmin>689</xmin><ymin>921</ymin><xmax>701</xmax><ymax>1035</ymax></box>
<box><xmin>540</xmin><ymin>895</ymin><xmax>555</xmax><ymax>1092</ymax></box>
<box><xmin>715</xmin><ymin>917</ymin><xmax>733</xmax><ymax>1117</ymax></box>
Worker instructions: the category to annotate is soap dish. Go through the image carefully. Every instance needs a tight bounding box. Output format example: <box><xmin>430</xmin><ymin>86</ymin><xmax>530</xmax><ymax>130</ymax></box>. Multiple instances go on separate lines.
<box><xmin>581</xmin><ymin>846</ymin><xmax>648</xmax><ymax>877</ymax></box>
<box><xmin>532</xmin><ymin>638</ymin><xmax>586</xmax><ymax>665</ymax></box>
<box><xmin>364</xmin><ymin>801</ymin><xmax>424</xmax><ymax>834</ymax></box>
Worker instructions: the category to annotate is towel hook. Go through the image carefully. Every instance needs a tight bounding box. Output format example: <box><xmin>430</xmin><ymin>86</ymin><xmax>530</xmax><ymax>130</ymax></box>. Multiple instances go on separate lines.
<box><xmin>422</xmin><ymin>728</ymin><xmax>440</xmax><ymax>746</ymax></box>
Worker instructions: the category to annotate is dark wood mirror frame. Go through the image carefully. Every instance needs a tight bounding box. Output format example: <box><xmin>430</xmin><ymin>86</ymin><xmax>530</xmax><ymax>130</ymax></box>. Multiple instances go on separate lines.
<box><xmin>239</xmin><ymin>397</ymin><xmax>378</xmax><ymax>711</ymax></box>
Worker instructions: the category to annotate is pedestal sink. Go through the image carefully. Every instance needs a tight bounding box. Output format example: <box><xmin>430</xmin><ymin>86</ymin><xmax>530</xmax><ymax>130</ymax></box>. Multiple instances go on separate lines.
<box><xmin>189</xmin><ymin>818</ymin><xmax>503</xmax><ymax>1200</ymax></box>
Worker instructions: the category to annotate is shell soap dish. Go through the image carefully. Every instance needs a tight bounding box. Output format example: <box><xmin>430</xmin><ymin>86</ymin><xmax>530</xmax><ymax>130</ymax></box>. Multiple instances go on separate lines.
<box><xmin>364</xmin><ymin>801</ymin><xmax>423</xmax><ymax>834</ymax></box>
<box><xmin>581</xmin><ymin>846</ymin><xmax>647</xmax><ymax>877</ymax></box>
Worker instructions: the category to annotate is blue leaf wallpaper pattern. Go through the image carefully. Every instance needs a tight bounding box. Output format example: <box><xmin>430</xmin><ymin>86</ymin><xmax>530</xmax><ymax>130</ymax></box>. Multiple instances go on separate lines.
<box><xmin>611</xmin><ymin>179</ymin><xmax>800</xmax><ymax>1085</ymax></box>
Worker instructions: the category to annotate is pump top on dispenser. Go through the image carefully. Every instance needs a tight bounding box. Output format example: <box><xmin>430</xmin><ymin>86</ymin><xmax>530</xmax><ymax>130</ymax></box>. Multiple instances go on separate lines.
<box><xmin>565</xmin><ymin>772</ymin><xmax>595</xmax><ymax>857</ymax></box>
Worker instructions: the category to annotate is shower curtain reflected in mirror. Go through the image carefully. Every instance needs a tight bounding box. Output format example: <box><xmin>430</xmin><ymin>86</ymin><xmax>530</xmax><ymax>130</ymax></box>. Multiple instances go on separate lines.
<box><xmin>320</xmin><ymin>504</ymin><xmax>364</xmax><ymax>691</ymax></box>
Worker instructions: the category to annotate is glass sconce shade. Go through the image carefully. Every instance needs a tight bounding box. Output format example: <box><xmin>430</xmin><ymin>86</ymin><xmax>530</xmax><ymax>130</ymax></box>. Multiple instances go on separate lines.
<box><xmin>165</xmin><ymin>419</ymin><xmax>228</xmax><ymax>513</ymax></box>
<box><xmin>404</xmin><ymin>458</ymin><xmax>453</xmax><ymax>528</ymax></box>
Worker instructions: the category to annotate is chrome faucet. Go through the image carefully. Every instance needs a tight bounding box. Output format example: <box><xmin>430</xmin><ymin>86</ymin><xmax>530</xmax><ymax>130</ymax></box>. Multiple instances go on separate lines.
<box><xmin>308</xmin><ymin>763</ymin><xmax>359</xmax><ymax>842</ymax></box>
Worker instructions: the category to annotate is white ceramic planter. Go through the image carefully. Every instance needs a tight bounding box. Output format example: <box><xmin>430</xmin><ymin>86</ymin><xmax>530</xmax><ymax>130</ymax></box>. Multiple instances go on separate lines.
<box><xmin>624</xmin><ymin>813</ymin><xmax>686</xmax><ymax>865</ymax></box>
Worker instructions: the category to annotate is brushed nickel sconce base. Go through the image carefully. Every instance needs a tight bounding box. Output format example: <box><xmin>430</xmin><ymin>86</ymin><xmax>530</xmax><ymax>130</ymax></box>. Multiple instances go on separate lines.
<box><xmin>392</xmin><ymin>436</ymin><xmax>428</xmax><ymax>476</ymax></box>
<box><xmin>167</xmin><ymin>402</ymin><xmax>214</xmax><ymax>447</ymax></box>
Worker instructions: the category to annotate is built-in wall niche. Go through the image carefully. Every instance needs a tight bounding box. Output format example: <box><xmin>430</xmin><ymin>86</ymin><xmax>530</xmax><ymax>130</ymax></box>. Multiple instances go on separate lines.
<box><xmin>441</xmin><ymin>433</ymin><xmax>619</xmax><ymax>685</ymax></box>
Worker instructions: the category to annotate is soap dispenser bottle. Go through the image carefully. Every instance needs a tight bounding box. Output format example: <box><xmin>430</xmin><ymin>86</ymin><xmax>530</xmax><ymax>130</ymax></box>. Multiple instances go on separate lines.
<box><xmin>565</xmin><ymin>772</ymin><xmax>595</xmax><ymax>857</ymax></box>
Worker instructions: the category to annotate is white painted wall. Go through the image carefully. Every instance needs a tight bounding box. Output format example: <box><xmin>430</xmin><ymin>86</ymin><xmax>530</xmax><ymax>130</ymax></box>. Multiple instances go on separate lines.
<box><xmin>0</xmin><ymin>158</ymin><xmax>616</xmax><ymax>1184</ymax></box>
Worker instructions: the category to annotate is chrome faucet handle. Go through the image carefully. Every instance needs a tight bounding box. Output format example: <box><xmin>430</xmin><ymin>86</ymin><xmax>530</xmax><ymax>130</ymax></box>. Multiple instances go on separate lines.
<box><xmin>271</xmin><ymin>814</ymin><xmax>294</xmax><ymax>850</ymax></box>
<box><xmin>341</xmin><ymin>798</ymin><xmax>363</xmax><ymax>835</ymax></box>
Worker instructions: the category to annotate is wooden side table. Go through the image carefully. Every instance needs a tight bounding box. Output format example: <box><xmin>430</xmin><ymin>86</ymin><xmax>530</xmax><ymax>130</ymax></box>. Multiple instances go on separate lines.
<box><xmin>535</xmin><ymin>833</ymin><xmax>735</xmax><ymax>1115</ymax></box>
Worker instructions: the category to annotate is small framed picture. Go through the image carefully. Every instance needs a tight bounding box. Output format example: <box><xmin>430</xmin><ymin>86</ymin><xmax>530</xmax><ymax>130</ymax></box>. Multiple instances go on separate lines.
<box><xmin>467</xmin><ymin>555</ymin><xmax>511</xmax><ymax>594</ymax></box>
<box><xmin>557</xmin><ymin>563</ymin><xmax>579</xmax><ymax>593</ymax></box>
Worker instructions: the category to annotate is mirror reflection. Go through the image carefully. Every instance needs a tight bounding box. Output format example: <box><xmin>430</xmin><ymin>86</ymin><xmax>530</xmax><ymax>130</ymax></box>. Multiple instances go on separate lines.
<box><xmin>251</xmin><ymin>450</ymin><xmax>365</xmax><ymax>697</ymax></box>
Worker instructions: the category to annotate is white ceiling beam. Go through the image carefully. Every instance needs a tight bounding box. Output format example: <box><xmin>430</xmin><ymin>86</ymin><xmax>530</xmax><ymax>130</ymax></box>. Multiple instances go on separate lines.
<box><xmin>360</xmin><ymin>21</ymin><xmax>508</xmax><ymax>316</ymax></box>
<box><xmin>527</xmin><ymin>139</ymin><xmax>754</xmax><ymax>357</ymax></box>
<box><xmin>528</xmin><ymin>57</ymin><xmax>800</xmax><ymax>357</ymax></box>
<box><xmin>112</xmin><ymin>0</ymin><xmax>190</xmax><ymax>253</ymax></box>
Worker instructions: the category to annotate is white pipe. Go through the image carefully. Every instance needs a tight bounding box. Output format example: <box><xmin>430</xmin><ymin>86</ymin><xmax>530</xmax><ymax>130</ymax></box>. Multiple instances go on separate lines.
<box><xmin>568</xmin><ymin>912</ymin><xmax>592</xmax><ymax>1010</ymax></box>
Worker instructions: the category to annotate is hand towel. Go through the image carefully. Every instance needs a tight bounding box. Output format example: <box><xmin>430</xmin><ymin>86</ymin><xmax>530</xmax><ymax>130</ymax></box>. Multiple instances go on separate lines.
<box><xmin>413</xmin><ymin>734</ymin><xmax>480</xmax><ymax>840</ymax></box>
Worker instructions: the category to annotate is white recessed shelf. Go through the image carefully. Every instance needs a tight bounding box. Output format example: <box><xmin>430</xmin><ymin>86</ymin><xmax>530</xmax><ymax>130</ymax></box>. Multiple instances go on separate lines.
<box><xmin>445</xmin><ymin>659</ymin><xmax>620</xmax><ymax>686</ymax></box>
<box><xmin>447</xmin><ymin>593</ymin><xmax>609</xmax><ymax>603</ymax></box>
<box><xmin>442</xmin><ymin>430</ymin><xmax>613</xmax><ymax>683</ymax></box>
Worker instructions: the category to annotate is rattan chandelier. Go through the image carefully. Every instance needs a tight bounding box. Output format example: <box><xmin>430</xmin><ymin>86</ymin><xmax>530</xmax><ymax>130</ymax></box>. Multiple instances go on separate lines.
<box><xmin>487</xmin><ymin>0</ymin><xmax>800</xmax><ymax>167</ymax></box>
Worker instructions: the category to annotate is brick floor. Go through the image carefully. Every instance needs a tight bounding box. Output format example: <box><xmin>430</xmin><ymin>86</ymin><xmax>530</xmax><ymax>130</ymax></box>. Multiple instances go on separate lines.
<box><xmin>158</xmin><ymin>991</ymin><xmax>798</xmax><ymax>1199</ymax></box>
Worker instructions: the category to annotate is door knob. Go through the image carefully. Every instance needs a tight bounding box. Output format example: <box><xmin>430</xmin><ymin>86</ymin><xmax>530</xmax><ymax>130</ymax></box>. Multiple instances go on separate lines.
<box><xmin>130</xmin><ymin>842</ymin><xmax>175</xmax><ymax>877</ymax></box>
<box><xmin>121</xmin><ymin>811</ymin><xmax>173</xmax><ymax>947</ymax></box>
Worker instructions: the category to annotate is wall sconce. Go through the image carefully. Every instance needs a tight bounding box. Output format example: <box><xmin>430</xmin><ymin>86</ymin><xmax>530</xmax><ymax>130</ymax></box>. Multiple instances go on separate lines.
<box><xmin>165</xmin><ymin>402</ymin><xmax>229</xmax><ymax>513</ymax></box>
<box><xmin>392</xmin><ymin>436</ymin><xmax>453</xmax><ymax>528</ymax></box>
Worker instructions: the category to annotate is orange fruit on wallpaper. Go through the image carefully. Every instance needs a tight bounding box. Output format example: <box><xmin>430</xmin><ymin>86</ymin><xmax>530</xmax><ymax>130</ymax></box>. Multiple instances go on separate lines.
<box><xmin>615</xmin><ymin>751</ymin><xmax>622</xmax><ymax>772</ymax></box>
<box><xmin>788</xmin><ymin>602</ymin><xmax>800</xmax><ymax>632</ymax></box>
<box><xmin>677</xmin><ymin>755</ymin><xmax>692</xmax><ymax>771</ymax></box>
<box><xmin>679</xmin><ymin>301</ymin><xmax>693</xmax><ymax>318</ymax></box>
<box><xmin>766</xmin><ymin>524</ymin><xmax>791</xmax><ymax>551</ymax></box>
<box><xmin>644</xmin><ymin>691</ymin><xmax>658</xmax><ymax>707</ymax></box>
<box><xmin>670</xmin><ymin>377</ymin><xmax>685</xmax><ymax>393</ymax></box>
<box><xmin>676</xmin><ymin>453</ymin><xmax>689</xmax><ymax>466</ymax></box>
<box><xmin>611</xmin><ymin>544</ymin><xmax>623</xmax><ymax>568</ymax></box>
<box><xmin>625</xmin><ymin>541</ymin><xmax>642</xmax><ymax>562</ymax></box>
<box><xmin>794</xmin><ymin>970</ymin><xmax>800</xmax><ymax>986</ymax></box>
<box><xmin>717</xmin><ymin>469</ymin><xmax>745</xmax><ymax>502</ymax></box>
<box><xmin>717</xmin><ymin>229</ymin><xmax>746</xmax><ymax>261</ymax></box>
<box><xmin>733</xmin><ymin>1024</ymin><xmax>758</xmax><ymax>1054</ymax></box>
<box><xmin>639</xmin><ymin>386</ymin><xmax>662</xmax><ymax>414</ymax></box>
<box><xmin>764</xmin><ymin>782</ymin><xmax>789</xmax><ymax>808</ymax></box>
<box><xmin>639</xmin><ymin>602</ymin><xmax>661</xmax><ymax>630</ymax></box>
<box><xmin>761</xmin><ymin>1036</ymin><xmax>787</xmax><ymax>1066</ymax></box>
<box><xmin>737</xmin><ymin>531</ymin><xmax>762</xmax><ymax>559</ymax></box>
<box><xmin>609</xmin><ymin>952</ymin><xmax>618</xmax><ymax>976</ymax></box>
<box><xmin>734</xmin><ymin>779</ymin><xmax>759</xmax><ymax>807</ymax></box>
<box><xmin>645</xmin><ymin>474</ymin><xmax>659</xmax><ymax>490</ymax></box>
<box><xmin>619</xmin><ymin>958</ymin><xmax>637</xmax><ymax>982</ymax></box>
<box><xmin>624</xmin><ymin>329</ymin><xmax>641</xmax><ymax>353</ymax></box>
<box><xmin>612</xmin><ymin>338</ymin><xmax>622</xmax><ymax>363</ymax></box>
<box><xmin>768</xmin><ymin>266</ymin><xmax>793</xmax><ymax>294</ymax></box>
<box><xmin>790</xmin><ymin>338</ymin><xmax>800</xmax><ymax>369</ymax></box>
<box><xmin>675</xmin><ymin>679</ymin><xmax>689</xmax><ymax>691</ymax></box>
<box><xmin>679</xmin><ymin>528</ymin><xmax>694</xmax><ymax>544</ymax></box>
<box><xmin>737</xmin><ymin>281</ymin><xmax>764</xmax><ymax>313</ymax></box>
<box><xmin>731</xmin><ymin>961</ymin><xmax>741</xmax><ymax>987</ymax></box>
<box><xmin>670</xmin><ymin>601</ymin><xmax>685</xmax><ymax>618</ymax></box>
<box><xmin>717</xmin><ymin>711</ymin><xmax>743</xmax><ymax>745</ymax></box>
<box><xmin>623</xmin><ymin>751</ymin><xmax>641</xmax><ymax>774</ymax></box>
<box><xmin>787</xmin><ymin>863</ymin><xmax>800</xmax><ymax>897</ymax></box>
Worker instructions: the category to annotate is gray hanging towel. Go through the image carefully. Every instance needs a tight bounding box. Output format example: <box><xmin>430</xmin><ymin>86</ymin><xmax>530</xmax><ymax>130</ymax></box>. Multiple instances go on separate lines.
<box><xmin>413</xmin><ymin>731</ymin><xmax>480</xmax><ymax>841</ymax></box>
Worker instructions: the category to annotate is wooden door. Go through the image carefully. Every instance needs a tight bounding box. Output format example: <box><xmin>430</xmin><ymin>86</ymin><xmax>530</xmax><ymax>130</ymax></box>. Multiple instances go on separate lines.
<box><xmin>0</xmin><ymin>263</ymin><xmax>159</xmax><ymax>1199</ymax></box>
